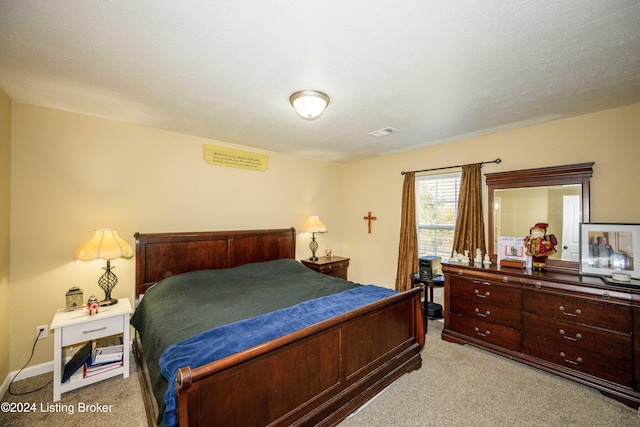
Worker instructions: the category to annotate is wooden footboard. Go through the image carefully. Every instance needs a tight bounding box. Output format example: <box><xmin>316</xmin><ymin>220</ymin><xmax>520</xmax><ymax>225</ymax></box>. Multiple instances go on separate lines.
<box><xmin>174</xmin><ymin>287</ymin><xmax>424</xmax><ymax>426</ymax></box>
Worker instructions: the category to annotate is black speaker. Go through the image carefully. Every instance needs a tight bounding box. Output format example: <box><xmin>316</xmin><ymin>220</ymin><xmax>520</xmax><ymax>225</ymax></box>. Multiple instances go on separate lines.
<box><xmin>419</xmin><ymin>255</ymin><xmax>442</xmax><ymax>280</ymax></box>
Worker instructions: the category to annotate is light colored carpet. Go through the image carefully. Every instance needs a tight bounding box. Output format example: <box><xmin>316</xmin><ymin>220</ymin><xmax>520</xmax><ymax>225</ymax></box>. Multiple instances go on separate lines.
<box><xmin>340</xmin><ymin>320</ymin><xmax>639</xmax><ymax>427</ymax></box>
<box><xmin>0</xmin><ymin>353</ymin><xmax>147</xmax><ymax>427</ymax></box>
<box><xmin>1</xmin><ymin>321</ymin><xmax>638</xmax><ymax>426</ymax></box>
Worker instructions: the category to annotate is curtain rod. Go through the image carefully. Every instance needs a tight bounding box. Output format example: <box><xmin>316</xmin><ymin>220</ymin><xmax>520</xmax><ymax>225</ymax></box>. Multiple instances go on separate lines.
<box><xmin>401</xmin><ymin>158</ymin><xmax>501</xmax><ymax>175</ymax></box>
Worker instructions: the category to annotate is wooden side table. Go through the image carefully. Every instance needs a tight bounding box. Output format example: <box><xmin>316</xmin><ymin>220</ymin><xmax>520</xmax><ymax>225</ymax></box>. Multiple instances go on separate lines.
<box><xmin>301</xmin><ymin>256</ymin><xmax>350</xmax><ymax>280</ymax></box>
<box><xmin>411</xmin><ymin>273</ymin><xmax>445</xmax><ymax>334</ymax></box>
<box><xmin>51</xmin><ymin>298</ymin><xmax>132</xmax><ymax>402</ymax></box>
<box><xmin>411</xmin><ymin>273</ymin><xmax>445</xmax><ymax>314</ymax></box>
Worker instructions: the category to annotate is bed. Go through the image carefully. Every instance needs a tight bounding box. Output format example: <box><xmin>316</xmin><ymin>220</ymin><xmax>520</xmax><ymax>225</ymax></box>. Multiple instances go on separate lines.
<box><xmin>130</xmin><ymin>228</ymin><xmax>425</xmax><ymax>426</ymax></box>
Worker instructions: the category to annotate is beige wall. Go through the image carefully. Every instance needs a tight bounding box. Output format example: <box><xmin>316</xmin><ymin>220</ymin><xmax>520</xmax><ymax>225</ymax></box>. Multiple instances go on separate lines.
<box><xmin>9</xmin><ymin>103</ymin><xmax>345</xmax><ymax>369</ymax></box>
<box><xmin>343</xmin><ymin>104</ymin><xmax>640</xmax><ymax>294</ymax></box>
<box><xmin>0</xmin><ymin>89</ymin><xmax>11</xmax><ymax>383</ymax></box>
<box><xmin>5</xmin><ymin>100</ymin><xmax>640</xmax><ymax>373</ymax></box>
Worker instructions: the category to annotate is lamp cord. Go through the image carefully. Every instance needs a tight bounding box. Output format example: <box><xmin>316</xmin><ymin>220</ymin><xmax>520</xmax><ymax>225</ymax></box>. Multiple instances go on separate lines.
<box><xmin>8</xmin><ymin>329</ymin><xmax>53</xmax><ymax>395</ymax></box>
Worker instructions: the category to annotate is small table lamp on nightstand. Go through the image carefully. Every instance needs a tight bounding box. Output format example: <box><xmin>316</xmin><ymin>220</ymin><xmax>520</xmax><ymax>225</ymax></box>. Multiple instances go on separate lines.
<box><xmin>74</xmin><ymin>229</ymin><xmax>133</xmax><ymax>306</ymax></box>
<box><xmin>301</xmin><ymin>216</ymin><xmax>327</xmax><ymax>261</ymax></box>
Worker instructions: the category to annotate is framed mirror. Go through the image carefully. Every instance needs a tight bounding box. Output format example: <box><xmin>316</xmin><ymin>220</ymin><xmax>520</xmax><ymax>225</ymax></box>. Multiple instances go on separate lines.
<box><xmin>486</xmin><ymin>162</ymin><xmax>594</xmax><ymax>272</ymax></box>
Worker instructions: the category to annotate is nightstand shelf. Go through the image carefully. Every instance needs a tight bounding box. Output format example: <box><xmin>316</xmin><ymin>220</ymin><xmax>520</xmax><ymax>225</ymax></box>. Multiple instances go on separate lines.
<box><xmin>51</xmin><ymin>298</ymin><xmax>132</xmax><ymax>402</ymax></box>
<box><xmin>301</xmin><ymin>256</ymin><xmax>349</xmax><ymax>280</ymax></box>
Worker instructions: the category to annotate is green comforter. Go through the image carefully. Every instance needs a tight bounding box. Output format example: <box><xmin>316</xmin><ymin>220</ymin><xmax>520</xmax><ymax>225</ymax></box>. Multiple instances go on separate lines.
<box><xmin>130</xmin><ymin>258</ymin><xmax>361</xmax><ymax>423</ymax></box>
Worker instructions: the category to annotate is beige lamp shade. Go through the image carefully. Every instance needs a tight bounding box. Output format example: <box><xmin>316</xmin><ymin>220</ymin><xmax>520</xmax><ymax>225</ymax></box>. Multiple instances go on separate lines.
<box><xmin>74</xmin><ymin>229</ymin><xmax>134</xmax><ymax>261</ymax></box>
<box><xmin>302</xmin><ymin>216</ymin><xmax>327</xmax><ymax>261</ymax></box>
<box><xmin>301</xmin><ymin>216</ymin><xmax>327</xmax><ymax>234</ymax></box>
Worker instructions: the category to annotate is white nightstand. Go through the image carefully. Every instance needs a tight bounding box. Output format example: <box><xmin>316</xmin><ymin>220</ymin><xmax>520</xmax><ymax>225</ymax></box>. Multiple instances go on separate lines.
<box><xmin>51</xmin><ymin>298</ymin><xmax>132</xmax><ymax>402</ymax></box>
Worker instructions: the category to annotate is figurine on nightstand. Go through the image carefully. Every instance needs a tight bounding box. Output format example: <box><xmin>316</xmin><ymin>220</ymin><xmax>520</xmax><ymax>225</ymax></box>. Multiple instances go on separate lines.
<box><xmin>87</xmin><ymin>295</ymin><xmax>99</xmax><ymax>315</ymax></box>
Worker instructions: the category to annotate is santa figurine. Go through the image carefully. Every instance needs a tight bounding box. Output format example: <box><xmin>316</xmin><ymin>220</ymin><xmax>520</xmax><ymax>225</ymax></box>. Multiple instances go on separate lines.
<box><xmin>524</xmin><ymin>223</ymin><xmax>557</xmax><ymax>271</ymax></box>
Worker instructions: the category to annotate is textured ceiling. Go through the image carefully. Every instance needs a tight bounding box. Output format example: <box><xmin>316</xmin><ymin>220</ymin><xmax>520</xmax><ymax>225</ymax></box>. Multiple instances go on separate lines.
<box><xmin>1</xmin><ymin>1</ymin><xmax>639</xmax><ymax>163</ymax></box>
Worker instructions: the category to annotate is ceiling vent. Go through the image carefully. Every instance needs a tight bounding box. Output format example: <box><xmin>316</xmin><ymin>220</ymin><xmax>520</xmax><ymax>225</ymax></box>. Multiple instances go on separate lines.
<box><xmin>368</xmin><ymin>127</ymin><xmax>399</xmax><ymax>137</ymax></box>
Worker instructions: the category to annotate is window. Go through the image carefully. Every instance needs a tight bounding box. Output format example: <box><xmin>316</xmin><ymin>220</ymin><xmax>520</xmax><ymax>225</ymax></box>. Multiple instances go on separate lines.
<box><xmin>416</xmin><ymin>172</ymin><xmax>461</xmax><ymax>260</ymax></box>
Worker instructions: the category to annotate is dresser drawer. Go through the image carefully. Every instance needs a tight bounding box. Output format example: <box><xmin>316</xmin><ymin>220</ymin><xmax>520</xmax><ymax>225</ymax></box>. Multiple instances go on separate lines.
<box><xmin>523</xmin><ymin>291</ymin><xmax>631</xmax><ymax>333</ymax></box>
<box><xmin>450</xmin><ymin>298</ymin><xmax>521</xmax><ymax>330</ymax></box>
<box><xmin>521</xmin><ymin>276</ymin><xmax>631</xmax><ymax>304</ymax></box>
<box><xmin>522</xmin><ymin>312</ymin><xmax>631</xmax><ymax>360</ymax></box>
<box><xmin>450</xmin><ymin>276</ymin><xmax>522</xmax><ymax>308</ymax></box>
<box><xmin>61</xmin><ymin>315</ymin><xmax>123</xmax><ymax>347</ymax></box>
<box><xmin>448</xmin><ymin>267</ymin><xmax>519</xmax><ymax>285</ymax></box>
<box><xmin>523</xmin><ymin>334</ymin><xmax>632</xmax><ymax>386</ymax></box>
<box><xmin>316</xmin><ymin>262</ymin><xmax>347</xmax><ymax>278</ymax></box>
<box><xmin>449</xmin><ymin>314</ymin><xmax>521</xmax><ymax>352</ymax></box>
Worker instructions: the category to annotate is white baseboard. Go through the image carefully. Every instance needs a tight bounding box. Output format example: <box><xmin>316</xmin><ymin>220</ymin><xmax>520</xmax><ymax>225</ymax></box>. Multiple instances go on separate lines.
<box><xmin>1</xmin><ymin>360</ymin><xmax>53</xmax><ymax>399</ymax></box>
<box><xmin>0</xmin><ymin>373</ymin><xmax>9</xmax><ymax>400</ymax></box>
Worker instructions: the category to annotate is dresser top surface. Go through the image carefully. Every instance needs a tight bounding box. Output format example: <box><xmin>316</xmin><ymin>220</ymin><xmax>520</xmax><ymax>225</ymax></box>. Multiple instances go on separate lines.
<box><xmin>442</xmin><ymin>261</ymin><xmax>640</xmax><ymax>293</ymax></box>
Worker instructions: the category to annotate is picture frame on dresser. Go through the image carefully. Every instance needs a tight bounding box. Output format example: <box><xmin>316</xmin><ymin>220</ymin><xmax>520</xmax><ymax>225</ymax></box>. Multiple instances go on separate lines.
<box><xmin>497</xmin><ymin>236</ymin><xmax>528</xmax><ymax>265</ymax></box>
<box><xmin>580</xmin><ymin>223</ymin><xmax>640</xmax><ymax>279</ymax></box>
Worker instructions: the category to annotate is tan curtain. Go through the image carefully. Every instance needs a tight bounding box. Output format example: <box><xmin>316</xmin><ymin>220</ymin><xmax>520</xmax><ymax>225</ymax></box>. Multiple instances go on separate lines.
<box><xmin>395</xmin><ymin>172</ymin><xmax>418</xmax><ymax>292</ymax></box>
<box><xmin>452</xmin><ymin>163</ymin><xmax>487</xmax><ymax>257</ymax></box>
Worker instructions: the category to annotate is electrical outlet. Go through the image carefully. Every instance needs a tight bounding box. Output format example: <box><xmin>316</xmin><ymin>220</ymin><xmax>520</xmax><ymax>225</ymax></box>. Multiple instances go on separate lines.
<box><xmin>434</xmin><ymin>289</ymin><xmax>442</xmax><ymax>298</ymax></box>
<box><xmin>36</xmin><ymin>324</ymin><xmax>48</xmax><ymax>339</ymax></box>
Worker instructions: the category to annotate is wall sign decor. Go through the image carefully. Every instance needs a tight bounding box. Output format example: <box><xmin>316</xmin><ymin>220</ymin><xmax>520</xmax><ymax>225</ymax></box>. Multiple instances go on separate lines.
<box><xmin>203</xmin><ymin>144</ymin><xmax>269</xmax><ymax>171</ymax></box>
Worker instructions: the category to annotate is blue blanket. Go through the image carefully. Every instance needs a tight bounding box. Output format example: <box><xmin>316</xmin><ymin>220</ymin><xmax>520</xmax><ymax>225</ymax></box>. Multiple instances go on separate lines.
<box><xmin>158</xmin><ymin>284</ymin><xmax>397</xmax><ymax>427</ymax></box>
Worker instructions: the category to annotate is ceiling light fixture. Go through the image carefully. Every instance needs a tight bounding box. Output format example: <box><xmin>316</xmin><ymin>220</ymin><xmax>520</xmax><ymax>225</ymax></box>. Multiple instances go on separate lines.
<box><xmin>289</xmin><ymin>90</ymin><xmax>330</xmax><ymax>120</ymax></box>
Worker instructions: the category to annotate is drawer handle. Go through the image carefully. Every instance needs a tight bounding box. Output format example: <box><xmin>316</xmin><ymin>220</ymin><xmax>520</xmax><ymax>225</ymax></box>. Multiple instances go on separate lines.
<box><xmin>559</xmin><ymin>306</ymin><xmax>581</xmax><ymax>317</ymax></box>
<box><xmin>560</xmin><ymin>352</ymin><xmax>583</xmax><ymax>365</ymax></box>
<box><xmin>535</xmin><ymin>281</ymin><xmax>542</xmax><ymax>288</ymax></box>
<box><xmin>82</xmin><ymin>326</ymin><xmax>107</xmax><ymax>334</ymax></box>
<box><xmin>474</xmin><ymin>308</ymin><xmax>491</xmax><ymax>318</ymax></box>
<box><xmin>475</xmin><ymin>289</ymin><xmax>490</xmax><ymax>299</ymax></box>
<box><xmin>474</xmin><ymin>327</ymin><xmax>490</xmax><ymax>337</ymax></box>
<box><xmin>559</xmin><ymin>329</ymin><xmax>582</xmax><ymax>341</ymax></box>
<box><xmin>502</xmin><ymin>276</ymin><xmax>508</xmax><ymax>283</ymax></box>
<box><xmin>458</xmin><ymin>270</ymin><xmax>463</xmax><ymax>275</ymax></box>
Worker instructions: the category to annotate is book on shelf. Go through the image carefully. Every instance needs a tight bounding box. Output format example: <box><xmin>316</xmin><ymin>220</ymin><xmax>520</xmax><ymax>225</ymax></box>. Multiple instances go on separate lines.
<box><xmin>91</xmin><ymin>335</ymin><xmax>124</xmax><ymax>364</ymax></box>
<box><xmin>61</xmin><ymin>335</ymin><xmax>124</xmax><ymax>382</ymax></box>
<box><xmin>62</xmin><ymin>341</ymin><xmax>92</xmax><ymax>383</ymax></box>
<box><xmin>83</xmin><ymin>358</ymin><xmax>123</xmax><ymax>377</ymax></box>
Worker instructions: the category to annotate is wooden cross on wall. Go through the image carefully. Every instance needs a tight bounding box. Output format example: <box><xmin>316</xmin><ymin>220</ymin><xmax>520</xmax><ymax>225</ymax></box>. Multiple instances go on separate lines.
<box><xmin>363</xmin><ymin>212</ymin><xmax>377</xmax><ymax>234</ymax></box>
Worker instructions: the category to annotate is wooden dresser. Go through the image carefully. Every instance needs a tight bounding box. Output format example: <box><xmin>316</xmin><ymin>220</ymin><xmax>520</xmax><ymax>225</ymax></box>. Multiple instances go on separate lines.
<box><xmin>442</xmin><ymin>262</ymin><xmax>640</xmax><ymax>408</ymax></box>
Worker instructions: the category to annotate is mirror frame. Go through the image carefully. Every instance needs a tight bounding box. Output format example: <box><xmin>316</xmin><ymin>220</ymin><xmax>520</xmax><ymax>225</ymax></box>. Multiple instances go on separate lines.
<box><xmin>486</xmin><ymin>162</ymin><xmax>594</xmax><ymax>272</ymax></box>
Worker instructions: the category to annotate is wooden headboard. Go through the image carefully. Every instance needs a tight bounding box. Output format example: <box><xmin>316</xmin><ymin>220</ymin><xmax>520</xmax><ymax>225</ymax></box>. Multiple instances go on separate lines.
<box><xmin>134</xmin><ymin>228</ymin><xmax>297</xmax><ymax>297</ymax></box>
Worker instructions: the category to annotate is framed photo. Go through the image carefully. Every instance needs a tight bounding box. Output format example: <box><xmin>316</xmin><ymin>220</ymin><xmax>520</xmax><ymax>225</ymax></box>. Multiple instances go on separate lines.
<box><xmin>497</xmin><ymin>236</ymin><xmax>529</xmax><ymax>265</ymax></box>
<box><xmin>580</xmin><ymin>223</ymin><xmax>639</xmax><ymax>279</ymax></box>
